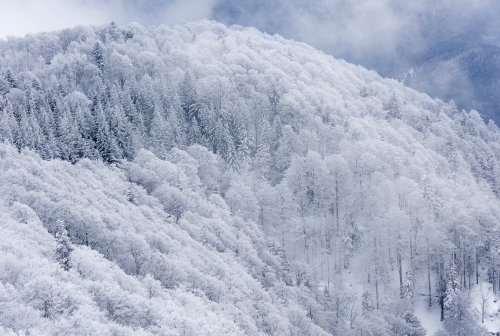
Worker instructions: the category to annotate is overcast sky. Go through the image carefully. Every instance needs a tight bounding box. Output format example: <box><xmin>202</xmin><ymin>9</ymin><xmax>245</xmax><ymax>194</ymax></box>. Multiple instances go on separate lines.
<box><xmin>1</xmin><ymin>0</ymin><xmax>497</xmax><ymax>66</ymax></box>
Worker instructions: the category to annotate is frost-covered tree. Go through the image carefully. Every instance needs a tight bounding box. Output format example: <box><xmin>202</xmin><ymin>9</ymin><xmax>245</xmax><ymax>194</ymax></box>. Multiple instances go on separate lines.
<box><xmin>401</xmin><ymin>268</ymin><xmax>414</xmax><ymax>301</ymax></box>
<box><xmin>444</xmin><ymin>258</ymin><xmax>460</xmax><ymax>320</ymax></box>
<box><xmin>386</xmin><ymin>92</ymin><xmax>402</xmax><ymax>119</ymax></box>
<box><xmin>0</xmin><ymin>19</ymin><xmax>499</xmax><ymax>334</ymax></box>
<box><xmin>55</xmin><ymin>220</ymin><xmax>73</xmax><ymax>271</ymax></box>
<box><xmin>92</xmin><ymin>41</ymin><xmax>106</xmax><ymax>73</ymax></box>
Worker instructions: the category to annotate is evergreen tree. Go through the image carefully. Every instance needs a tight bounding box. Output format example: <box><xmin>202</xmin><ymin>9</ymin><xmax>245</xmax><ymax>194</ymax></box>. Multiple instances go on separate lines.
<box><xmin>188</xmin><ymin>116</ymin><xmax>202</xmax><ymax>145</ymax></box>
<box><xmin>109</xmin><ymin>104</ymin><xmax>136</xmax><ymax>159</ymax></box>
<box><xmin>55</xmin><ymin>220</ymin><xmax>73</xmax><ymax>271</ymax></box>
<box><xmin>402</xmin><ymin>311</ymin><xmax>427</xmax><ymax>336</ymax></box>
<box><xmin>138</xmin><ymin>76</ymin><xmax>156</xmax><ymax>131</ymax></box>
<box><xmin>58</xmin><ymin>113</ymin><xmax>85</xmax><ymax>163</ymax></box>
<box><xmin>179</xmin><ymin>72</ymin><xmax>198</xmax><ymax>122</ymax></box>
<box><xmin>0</xmin><ymin>108</ymin><xmax>14</xmax><ymax>144</ymax></box>
<box><xmin>38</xmin><ymin>106</ymin><xmax>58</xmax><ymax>159</ymax></box>
<box><xmin>4</xmin><ymin>102</ymin><xmax>22</xmax><ymax>150</ymax></box>
<box><xmin>213</xmin><ymin>118</ymin><xmax>229</xmax><ymax>158</ymax></box>
<box><xmin>387</xmin><ymin>92</ymin><xmax>402</xmax><ymax>119</ymax></box>
<box><xmin>17</xmin><ymin>110</ymin><xmax>32</xmax><ymax>150</ymax></box>
<box><xmin>121</xmin><ymin>88</ymin><xmax>145</xmax><ymax>137</ymax></box>
<box><xmin>254</xmin><ymin>141</ymin><xmax>272</xmax><ymax>180</ymax></box>
<box><xmin>254</xmin><ymin>111</ymin><xmax>272</xmax><ymax>179</ymax></box>
<box><xmin>226</xmin><ymin>109</ymin><xmax>250</xmax><ymax>170</ymax></box>
<box><xmin>92</xmin><ymin>41</ymin><xmax>105</xmax><ymax>72</ymax></box>
<box><xmin>223</xmin><ymin>131</ymin><xmax>238</xmax><ymax>171</ymax></box>
<box><xmin>166</xmin><ymin>105</ymin><xmax>186</xmax><ymax>149</ymax></box>
<box><xmin>401</xmin><ymin>268</ymin><xmax>414</xmax><ymax>301</ymax></box>
<box><xmin>444</xmin><ymin>258</ymin><xmax>460</xmax><ymax>320</ymax></box>
<box><xmin>94</xmin><ymin>102</ymin><xmax>122</xmax><ymax>163</ymax></box>
<box><xmin>74</xmin><ymin>106</ymin><xmax>94</xmax><ymax>141</ymax></box>
<box><xmin>28</xmin><ymin>113</ymin><xmax>45</xmax><ymax>155</ymax></box>
<box><xmin>361</xmin><ymin>289</ymin><xmax>373</xmax><ymax>316</ymax></box>
<box><xmin>4</xmin><ymin>68</ymin><xmax>17</xmax><ymax>88</ymax></box>
<box><xmin>107</xmin><ymin>21</ymin><xmax>121</xmax><ymax>42</ymax></box>
<box><xmin>198</xmin><ymin>104</ymin><xmax>216</xmax><ymax>148</ymax></box>
<box><xmin>149</xmin><ymin>103</ymin><xmax>169</xmax><ymax>158</ymax></box>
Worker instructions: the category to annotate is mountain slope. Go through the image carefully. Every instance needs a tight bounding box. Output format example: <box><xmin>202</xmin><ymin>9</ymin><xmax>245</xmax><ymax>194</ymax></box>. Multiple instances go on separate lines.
<box><xmin>0</xmin><ymin>20</ymin><xmax>499</xmax><ymax>335</ymax></box>
<box><xmin>0</xmin><ymin>144</ymin><xmax>326</xmax><ymax>335</ymax></box>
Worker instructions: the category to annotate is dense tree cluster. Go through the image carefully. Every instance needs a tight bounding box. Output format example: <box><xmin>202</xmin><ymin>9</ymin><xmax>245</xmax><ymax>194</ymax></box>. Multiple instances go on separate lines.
<box><xmin>0</xmin><ymin>20</ymin><xmax>499</xmax><ymax>335</ymax></box>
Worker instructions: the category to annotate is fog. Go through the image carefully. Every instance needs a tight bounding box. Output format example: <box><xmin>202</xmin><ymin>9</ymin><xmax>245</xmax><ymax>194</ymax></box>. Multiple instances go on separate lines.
<box><xmin>1</xmin><ymin>0</ymin><xmax>500</xmax><ymax>119</ymax></box>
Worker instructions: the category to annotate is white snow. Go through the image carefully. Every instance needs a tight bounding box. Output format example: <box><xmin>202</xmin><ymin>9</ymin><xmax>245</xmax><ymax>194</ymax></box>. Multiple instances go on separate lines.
<box><xmin>414</xmin><ymin>297</ymin><xmax>443</xmax><ymax>335</ymax></box>
<box><xmin>471</xmin><ymin>281</ymin><xmax>500</xmax><ymax>333</ymax></box>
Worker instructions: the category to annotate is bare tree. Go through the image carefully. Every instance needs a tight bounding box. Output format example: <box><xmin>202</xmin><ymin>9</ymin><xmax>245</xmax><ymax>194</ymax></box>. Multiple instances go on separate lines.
<box><xmin>476</xmin><ymin>282</ymin><xmax>491</xmax><ymax>324</ymax></box>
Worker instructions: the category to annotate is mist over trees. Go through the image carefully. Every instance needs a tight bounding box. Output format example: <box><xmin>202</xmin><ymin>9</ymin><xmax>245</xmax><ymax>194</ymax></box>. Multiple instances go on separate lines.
<box><xmin>0</xmin><ymin>20</ymin><xmax>499</xmax><ymax>335</ymax></box>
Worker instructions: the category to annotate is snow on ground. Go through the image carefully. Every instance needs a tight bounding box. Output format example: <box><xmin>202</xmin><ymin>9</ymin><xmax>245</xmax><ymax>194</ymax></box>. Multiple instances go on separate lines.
<box><xmin>471</xmin><ymin>281</ymin><xmax>500</xmax><ymax>333</ymax></box>
<box><xmin>413</xmin><ymin>297</ymin><xmax>443</xmax><ymax>336</ymax></box>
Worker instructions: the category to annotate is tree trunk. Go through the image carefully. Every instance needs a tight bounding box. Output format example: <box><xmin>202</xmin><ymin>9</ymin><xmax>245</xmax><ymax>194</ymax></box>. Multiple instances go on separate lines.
<box><xmin>476</xmin><ymin>252</ymin><xmax>479</xmax><ymax>285</ymax></box>
<box><xmin>468</xmin><ymin>262</ymin><xmax>471</xmax><ymax>291</ymax></box>
<box><xmin>398</xmin><ymin>252</ymin><xmax>403</xmax><ymax>298</ymax></box>
<box><xmin>335</xmin><ymin>180</ymin><xmax>339</xmax><ymax>236</ymax></box>
<box><xmin>463</xmin><ymin>253</ymin><xmax>467</xmax><ymax>289</ymax></box>
<box><xmin>493</xmin><ymin>253</ymin><xmax>496</xmax><ymax>295</ymax></box>
<box><xmin>374</xmin><ymin>237</ymin><xmax>379</xmax><ymax>310</ymax></box>
<box><xmin>304</xmin><ymin>224</ymin><xmax>309</xmax><ymax>264</ymax></box>
<box><xmin>440</xmin><ymin>294</ymin><xmax>444</xmax><ymax>321</ymax></box>
<box><xmin>428</xmin><ymin>255</ymin><xmax>432</xmax><ymax>306</ymax></box>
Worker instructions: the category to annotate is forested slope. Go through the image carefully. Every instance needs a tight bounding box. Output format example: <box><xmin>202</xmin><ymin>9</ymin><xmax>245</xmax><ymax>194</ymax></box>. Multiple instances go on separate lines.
<box><xmin>0</xmin><ymin>20</ymin><xmax>499</xmax><ymax>335</ymax></box>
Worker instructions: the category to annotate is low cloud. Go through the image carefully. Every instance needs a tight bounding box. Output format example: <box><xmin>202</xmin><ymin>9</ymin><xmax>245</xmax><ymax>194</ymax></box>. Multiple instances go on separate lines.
<box><xmin>0</xmin><ymin>0</ymin><xmax>218</xmax><ymax>39</ymax></box>
<box><xmin>3</xmin><ymin>0</ymin><xmax>496</xmax><ymax>65</ymax></box>
<box><xmin>214</xmin><ymin>0</ymin><xmax>498</xmax><ymax>72</ymax></box>
<box><xmin>1</xmin><ymin>0</ymin><xmax>499</xmax><ymax>116</ymax></box>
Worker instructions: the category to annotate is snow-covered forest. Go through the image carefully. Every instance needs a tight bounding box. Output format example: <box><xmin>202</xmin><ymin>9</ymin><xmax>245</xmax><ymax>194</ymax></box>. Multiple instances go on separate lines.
<box><xmin>0</xmin><ymin>20</ymin><xmax>499</xmax><ymax>335</ymax></box>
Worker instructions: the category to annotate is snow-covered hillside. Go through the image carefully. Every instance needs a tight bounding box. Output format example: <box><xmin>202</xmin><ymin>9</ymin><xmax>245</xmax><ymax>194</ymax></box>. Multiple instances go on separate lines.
<box><xmin>0</xmin><ymin>20</ymin><xmax>499</xmax><ymax>335</ymax></box>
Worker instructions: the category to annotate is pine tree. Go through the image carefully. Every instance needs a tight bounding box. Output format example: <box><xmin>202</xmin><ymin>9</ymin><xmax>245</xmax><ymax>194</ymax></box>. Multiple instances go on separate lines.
<box><xmin>109</xmin><ymin>104</ymin><xmax>136</xmax><ymax>159</ymax></box>
<box><xmin>121</xmin><ymin>88</ymin><xmax>145</xmax><ymax>136</ymax></box>
<box><xmin>198</xmin><ymin>104</ymin><xmax>216</xmax><ymax>148</ymax></box>
<box><xmin>179</xmin><ymin>72</ymin><xmax>198</xmax><ymax>122</ymax></box>
<box><xmin>28</xmin><ymin>113</ymin><xmax>45</xmax><ymax>155</ymax></box>
<box><xmin>188</xmin><ymin>116</ymin><xmax>202</xmax><ymax>145</ymax></box>
<box><xmin>444</xmin><ymin>258</ymin><xmax>460</xmax><ymax>320</ymax></box>
<box><xmin>167</xmin><ymin>105</ymin><xmax>186</xmax><ymax>149</ymax></box>
<box><xmin>94</xmin><ymin>102</ymin><xmax>122</xmax><ymax>163</ymax></box>
<box><xmin>149</xmin><ymin>103</ymin><xmax>169</xmax><ymax>158</ymax></box>
<box><xmin>55</xmin><ymin>220</ymin><xmax>73</xmax><ymax>271</ymax></box>
<box><xmin>254</xmin><ymin>111</ymin><xmax>273</xmax><ymax>179</ymax></box>
<box><xmin>227</xmin><ymin>109</ymin><xmax>250</xmax><ymax>170</ymax></box>
<box><xmin>138</xmin><ymin>76</ymin><xmax>156</xmax><ymax>131</ymax></box>
<box><xmin>17</xmin><ymin>110</ymin><xmax>32</xmax><ymax>150</ymax></box>
<box><xmin>0</xmin><ymin>108</ymin><xmax>14</xmax><ymax>144</ymax></box>
<box><xmin>4</xmin><ymin>68</ymin><xmax>17</xmax><ymax>88</ymax></box>
<box><xmin>387</xmin><ymin>92</ymin><xmax>402</xmax><ymax>119</ymax></box>
<box><xmin>401</xmin><ymin>268</ymin><xmax>414</xmax><ymax>300</ymax></box>
<box><xmin>38</xmin><ymin>106</ymin><xmax>58</xmax><ymax>159</ymax></box>
<box><xmin>74</xmin><ymin>106</ymin><xmax>94</xmax><ymax>141</ymax></box>
<box><xmin>92</xmin><ymin>42</ymin><xmax>105</xmax><ymax>72</ymax></box>
<box><xmin>58</xmin><ymin>114</ymin><xmax>85</xmax><ymax>163</ymax></box>
<box><xmin>361</xmin><ymin>289</ymin><xmax>373</xmax><ymax>316</ymax></box>
<box><xmin>107</xmin><ymin>21</ymin><xmax>121</xmax><ymax>42</ymax></box>
<box><xmin>271</xmin><ymin>116</ymin><xmax>283</xmax><ymax>152</ymax></box>
<box><xmin>402</xmin><ymin>311</ymin><xmax>427</xmax><ymax>336</ymax></box>
<box><xmin>224</xmin><ymin>131</ymin><xmax>238</xmax><ymax>172</ymax></box>
<box><xmin>4</xmin><ymin>105</ymin><xmax>21</xmax><ymax>152</ymax></box>
<box><xmin>254</xmin><ymin>142</ymin><xmax>272</xmax><ymax>180</ymax></box>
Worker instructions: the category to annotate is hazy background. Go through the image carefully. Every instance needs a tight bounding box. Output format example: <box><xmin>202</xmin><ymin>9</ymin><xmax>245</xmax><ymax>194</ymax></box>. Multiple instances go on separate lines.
<box><xmin>2</xmin><ymin>0</ymin><xmax>500</xmax><ymax>122</ymax></box>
